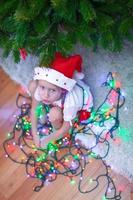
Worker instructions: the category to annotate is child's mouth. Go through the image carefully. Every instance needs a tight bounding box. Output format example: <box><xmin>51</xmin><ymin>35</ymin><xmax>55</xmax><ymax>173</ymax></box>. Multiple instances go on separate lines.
<box><xmin>43</xmin><ymin>99</ymin><xmax>51</xmax><ymax>104</ymax></box>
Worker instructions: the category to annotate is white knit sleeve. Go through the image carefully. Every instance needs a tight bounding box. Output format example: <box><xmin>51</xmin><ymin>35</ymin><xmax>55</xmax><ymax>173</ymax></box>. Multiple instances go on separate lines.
<box><xmin>63</xmin><ymin>85</ymin><xmax>83</xmax><ymax>121</ymax></box>
<box><xmin>63</xmin><ymin>81</ymin><xmax>93</xmax><ymax>121</ymax></box>
<box><xmin>78</xmin><ymin>80</ymin><xmax>93</xmax><ymax>111</ymax></box>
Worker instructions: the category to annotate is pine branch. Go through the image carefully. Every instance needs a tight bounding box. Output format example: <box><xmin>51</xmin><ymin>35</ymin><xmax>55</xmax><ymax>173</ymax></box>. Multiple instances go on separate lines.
<box><xmin>0</xmin><ymin>0</ymin><xmax>133</xmax><ymax>65</ymax></box>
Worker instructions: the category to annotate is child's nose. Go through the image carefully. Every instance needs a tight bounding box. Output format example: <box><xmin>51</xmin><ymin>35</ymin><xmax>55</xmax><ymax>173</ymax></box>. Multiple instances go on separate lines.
<box><xmin>44</xmin><ymin>90</ymin><xmax>49</xmax><ymax>98</ymax></box>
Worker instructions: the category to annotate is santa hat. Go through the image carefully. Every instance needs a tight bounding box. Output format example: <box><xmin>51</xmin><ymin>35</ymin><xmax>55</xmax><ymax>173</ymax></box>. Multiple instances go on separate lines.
<box><xmin>33</xmin><ymin>52</ymin><xmax>84</xmax><ymax>91</ymax></box>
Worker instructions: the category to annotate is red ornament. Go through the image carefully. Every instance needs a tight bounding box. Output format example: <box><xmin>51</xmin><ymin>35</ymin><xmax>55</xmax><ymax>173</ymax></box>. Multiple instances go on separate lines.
<box><xmin>78</xmin><ymin>110</ymin><xmax>91</xmax><ymax>121</ymax></box>
<box><xmin>19</xmin><ymin>48</ymin><xmax>27</xmax><ymax>60</ymax></box>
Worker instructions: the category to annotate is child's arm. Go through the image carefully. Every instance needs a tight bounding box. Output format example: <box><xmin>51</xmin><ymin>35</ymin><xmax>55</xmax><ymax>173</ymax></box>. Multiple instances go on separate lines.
<box><xmin>31</xmin><ymin>98</ymin><xmax>40</xmax><ymax>147</ymax></box>
<box><xmin>40</xmin><ymin>121</ymin><xmax>71</xmax><ymax>148</ymax></box>
<box><xmin>28</xmin><ymin>80</ymin><xmax>40</xmax><ymax>147</ymax></box>
<box><xmin>53</xmin><ymin>120</ymin><xmax>71</xmax><ymax>139</ymax></box>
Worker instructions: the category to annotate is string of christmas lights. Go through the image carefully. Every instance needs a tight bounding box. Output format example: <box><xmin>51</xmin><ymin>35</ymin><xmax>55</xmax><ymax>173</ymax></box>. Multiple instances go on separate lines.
<box><xmin>3</xmin><ymin>72</ymin><xmax>125</xmax><ymax>200</ymax></box>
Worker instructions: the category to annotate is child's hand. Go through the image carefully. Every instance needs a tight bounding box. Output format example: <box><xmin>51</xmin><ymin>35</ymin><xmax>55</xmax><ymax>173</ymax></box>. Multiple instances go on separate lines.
<box><xmin>40</xmin><ymin>131</ymin><xmax>60</xmax><ymax>149</ymax></box>
<box><xmin>40</xmin><ymin>134</ymin><xmax>54</xmax><ymax>149</ymax></box>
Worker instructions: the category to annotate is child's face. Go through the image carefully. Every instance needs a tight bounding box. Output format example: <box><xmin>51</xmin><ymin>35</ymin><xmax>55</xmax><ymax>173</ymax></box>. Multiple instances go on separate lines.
<box><xmin>37</xmin><ymin>80</ymin><xmax>63</xmax><ymax>104</ymax></box>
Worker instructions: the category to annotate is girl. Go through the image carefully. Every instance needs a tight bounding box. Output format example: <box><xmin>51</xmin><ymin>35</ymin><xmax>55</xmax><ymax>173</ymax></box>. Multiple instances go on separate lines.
<box><xmin>28</xmin><ymin>52</ymin><xmax>93</xmax><ymax>148</ymax></box>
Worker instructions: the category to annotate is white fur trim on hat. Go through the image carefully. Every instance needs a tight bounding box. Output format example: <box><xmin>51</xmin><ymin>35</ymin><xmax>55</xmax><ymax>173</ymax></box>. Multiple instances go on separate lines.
<box><xmin>73</xmin><ymin>71</ymin><xmax>84</xmax><ymax>80</ymax></box>
<box><xmin>33</xmin><ymin>67</ymin><xmax>76</xmax><ymax>91</ymax></box>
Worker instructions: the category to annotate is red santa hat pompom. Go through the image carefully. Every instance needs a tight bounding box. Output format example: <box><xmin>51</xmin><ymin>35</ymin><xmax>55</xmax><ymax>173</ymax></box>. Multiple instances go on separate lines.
<box><xmin>33</xmin><ymin>52</ymin><xmax>84</xmax><ymax>91</ymax></box>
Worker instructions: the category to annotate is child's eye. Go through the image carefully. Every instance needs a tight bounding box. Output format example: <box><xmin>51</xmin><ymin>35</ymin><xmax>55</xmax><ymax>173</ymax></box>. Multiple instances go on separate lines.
<box><xmin>40</xmin><ymin>86</ymin><xmax>45</xmax><ymax>90</ymax></box>
<box><xmin>50</xmin><ymin>89</ymin><xmax>56</xmax><ymax>92</ymax></box>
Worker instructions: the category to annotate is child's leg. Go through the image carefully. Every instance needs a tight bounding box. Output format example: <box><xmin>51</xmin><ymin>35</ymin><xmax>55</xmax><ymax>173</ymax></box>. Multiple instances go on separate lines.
<box><xmin>49</xmin><ymin>107</ymin><xmax>63</xmax><ymax>130</ymax></box>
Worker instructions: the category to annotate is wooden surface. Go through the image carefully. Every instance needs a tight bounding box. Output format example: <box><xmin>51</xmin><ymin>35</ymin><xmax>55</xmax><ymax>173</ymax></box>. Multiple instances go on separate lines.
<box><xmin>0</xmin><ymin>67</ymin><xmax>132</xmax><ymax>200</ymax></box>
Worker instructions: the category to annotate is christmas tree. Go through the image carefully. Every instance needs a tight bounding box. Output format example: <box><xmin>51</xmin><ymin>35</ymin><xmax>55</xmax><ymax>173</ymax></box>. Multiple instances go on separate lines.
<box><xmin>0</xmin><ymin>0</ymin><xmax>133</xmax><ymax>65</ymax></box>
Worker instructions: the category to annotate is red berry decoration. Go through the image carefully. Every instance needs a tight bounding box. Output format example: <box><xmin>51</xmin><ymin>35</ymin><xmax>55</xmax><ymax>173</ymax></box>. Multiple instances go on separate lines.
<box><xmin>79</xmin><ymin>110</ymin><xmax>91</xmax><ymax>121</ymax></box>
